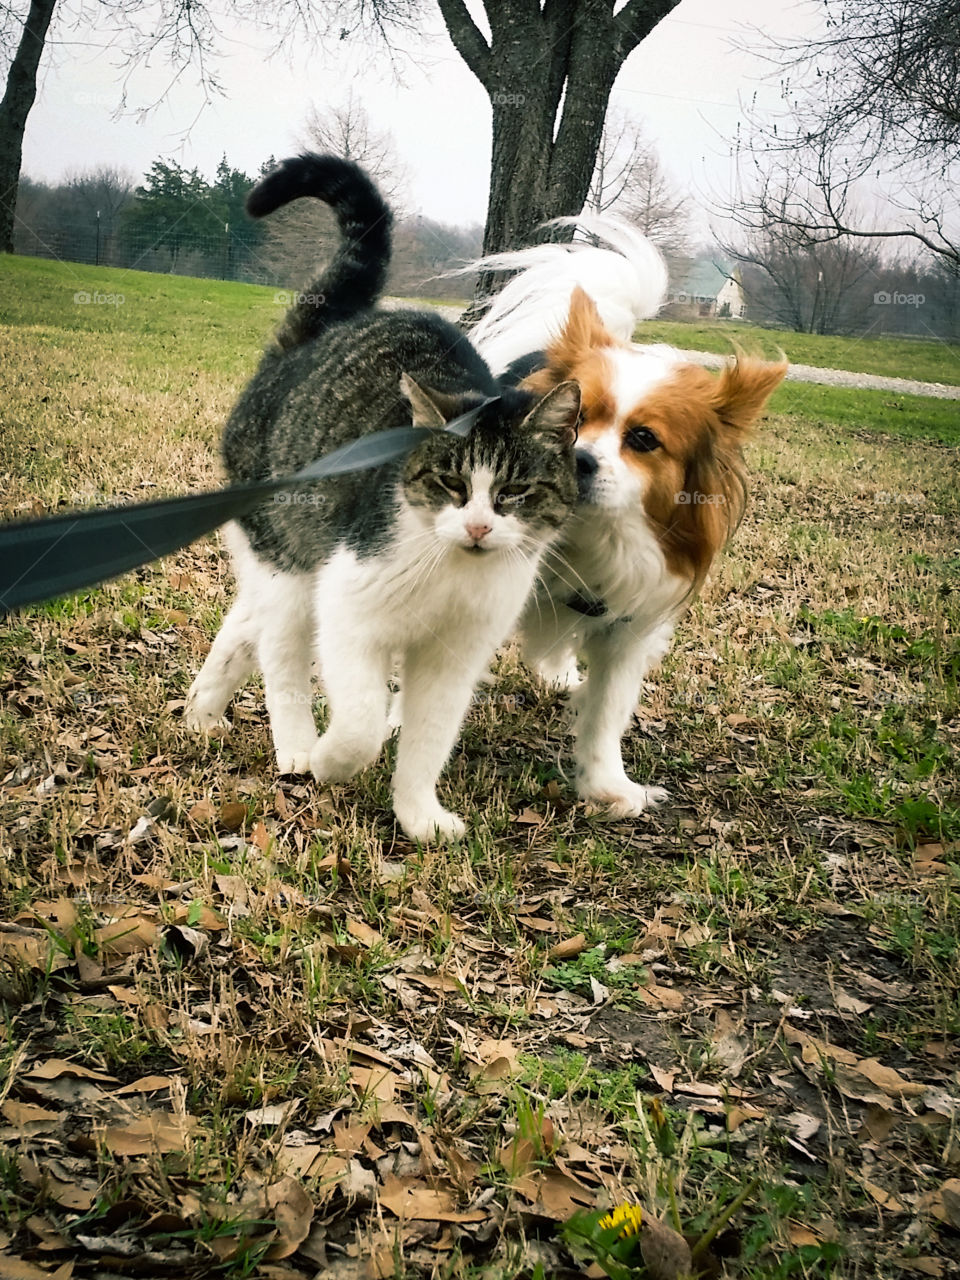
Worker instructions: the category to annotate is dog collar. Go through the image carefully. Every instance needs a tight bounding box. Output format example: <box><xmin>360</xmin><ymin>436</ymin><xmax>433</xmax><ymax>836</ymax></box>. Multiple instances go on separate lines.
<box><xmin>566</xmin><ymin>592</ymin><xmax>608</xmax><ymax>618</ymax></box>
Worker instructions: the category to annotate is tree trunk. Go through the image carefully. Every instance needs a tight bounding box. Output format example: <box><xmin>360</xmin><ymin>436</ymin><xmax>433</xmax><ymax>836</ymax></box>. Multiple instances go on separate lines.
<box><xmin>438</xmin><ymin>0</ymin><xmax>681</xmax><ymax>316</ymax></box>
<box><xmin>0</xmin><ymin>0</ymin><xmax>58</xmax><ymax>253</ymax></box>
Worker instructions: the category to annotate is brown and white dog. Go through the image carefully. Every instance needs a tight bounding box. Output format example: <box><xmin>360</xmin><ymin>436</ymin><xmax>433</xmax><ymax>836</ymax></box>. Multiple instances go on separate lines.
<box><xmin>467</xmin><ymin>223</ymin><xmax>787</xmax><ymax>816</ymax></box>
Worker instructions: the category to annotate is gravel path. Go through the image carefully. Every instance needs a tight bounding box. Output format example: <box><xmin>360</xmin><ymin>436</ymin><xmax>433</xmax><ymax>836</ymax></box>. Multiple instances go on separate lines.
<box><xmin>384</xmin><ymin>299</ymin><xmax>960</xmax><ymax>401</ymax></box>
<box><xmin>674</xmin><ymin>347</ymin><xmax>960</xmax><ymax>401</ymax></box>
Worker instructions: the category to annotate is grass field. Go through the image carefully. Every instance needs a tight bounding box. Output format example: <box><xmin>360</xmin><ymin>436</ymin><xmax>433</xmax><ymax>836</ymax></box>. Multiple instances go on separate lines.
<box><xmin>1</xmin><ymin>256</ymin><xmax>959</xmax><ymax>1279</ymax></box>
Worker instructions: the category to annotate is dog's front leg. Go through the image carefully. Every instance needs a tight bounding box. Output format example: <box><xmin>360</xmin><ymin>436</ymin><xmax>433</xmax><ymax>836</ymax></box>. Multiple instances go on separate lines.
<box><xmin>573</xmin><ymin>619</ymin><xmax>674</xmax><ymax>817</ymax></box>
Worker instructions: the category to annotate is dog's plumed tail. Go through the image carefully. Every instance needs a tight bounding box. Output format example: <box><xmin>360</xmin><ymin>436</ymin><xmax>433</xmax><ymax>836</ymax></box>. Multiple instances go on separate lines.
<box><xmin>247</xmin><ymin>153</ymin><xmax>393</xmax><ymax>350</ymax></box>
<box><xmin>464</xmin><ymin>214</ymin><xmax>668</xmax><ymax>376</ymax></box>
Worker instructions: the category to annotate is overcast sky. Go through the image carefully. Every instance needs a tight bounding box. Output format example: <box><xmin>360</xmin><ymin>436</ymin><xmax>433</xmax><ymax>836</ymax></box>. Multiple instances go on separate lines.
<box><xmin>21</xmin><ymin>0</ymin><xmax>819</xmax><ymax>230</ymax></box>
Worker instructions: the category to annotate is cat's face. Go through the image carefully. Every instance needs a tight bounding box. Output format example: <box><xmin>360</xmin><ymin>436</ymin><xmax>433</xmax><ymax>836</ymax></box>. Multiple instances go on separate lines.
<box><xmin>400</xmin><ymin>380</ymin><xmax>580</xmax><ymax>555</ymax></box>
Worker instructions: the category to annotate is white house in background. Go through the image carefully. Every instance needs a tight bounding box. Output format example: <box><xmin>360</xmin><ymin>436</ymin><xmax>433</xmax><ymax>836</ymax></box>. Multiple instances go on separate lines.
<box><xmin>669</xmin><ymin>258</ymin><xmax>746</xmax><ymax>319</ymax></box>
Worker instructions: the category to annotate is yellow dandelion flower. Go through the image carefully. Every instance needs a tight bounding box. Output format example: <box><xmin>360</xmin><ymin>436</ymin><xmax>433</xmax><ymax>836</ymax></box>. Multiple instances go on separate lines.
<box><xmin>598</xmin><ymin>1202</ymin><xmax>644</xmax><ymax>1238</ymax></box>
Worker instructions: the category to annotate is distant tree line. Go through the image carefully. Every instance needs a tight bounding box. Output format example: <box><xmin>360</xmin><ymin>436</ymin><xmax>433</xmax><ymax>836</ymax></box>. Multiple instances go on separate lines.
<box><xmin>13</xmin><ymin>154</ymin><xmax>482</xmax><ymax>299</ymax></box>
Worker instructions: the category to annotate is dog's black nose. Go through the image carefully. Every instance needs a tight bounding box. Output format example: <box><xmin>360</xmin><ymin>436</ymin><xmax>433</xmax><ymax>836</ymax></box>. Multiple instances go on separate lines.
<box><xmin>575</xmin><ymin>448</ymin><xmax>598</xmax><ymax>477</ymax></box>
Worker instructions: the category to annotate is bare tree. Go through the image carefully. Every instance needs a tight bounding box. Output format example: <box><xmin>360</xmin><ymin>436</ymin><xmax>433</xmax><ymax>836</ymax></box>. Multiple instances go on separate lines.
<box><xmin>587</xmin><ymin>109</ymin><xmax>689</xmax><ymax>254</ymax></box>
<box><xmin>718</xmin><ymin>212</ymin><xmax>881</xmax><ymax>335</ymax></box>
<box><xmin>730</xmin><ymin>0</ymin><xmax>960</xmax><ymax>265</ymax></box>
<box><xmin>259</xmin><ymin>96</ymin><xmax>407</xmax><ymax>287</ymax></box>
<box><xmin>0</xmin><ymin>0</ymin><xmax>56</xmax><ymax>251</ymax></box>
<box><xmin>64</xmin><ymin>164</ymin><xmax>135</xmax><ymax>234</ymax></box>
<box><xmin>302</xmin><ymin>91</ymin><xmax>406</xmax><ymax>207</ymax></box>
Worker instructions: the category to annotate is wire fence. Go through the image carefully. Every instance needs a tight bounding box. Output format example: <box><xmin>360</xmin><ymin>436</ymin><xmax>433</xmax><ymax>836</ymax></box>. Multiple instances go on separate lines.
<box><xmin>12</xmin><ymin>224</ymin><xmax>278</xmax><ymax>286</ymax></box>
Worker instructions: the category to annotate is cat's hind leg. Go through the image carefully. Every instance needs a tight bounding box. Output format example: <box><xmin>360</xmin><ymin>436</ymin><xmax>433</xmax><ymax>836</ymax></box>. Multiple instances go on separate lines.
<box><xmin>256</xmin><ymin>575</ymin><xmax>320</xmax><ymax>774</ymax></box>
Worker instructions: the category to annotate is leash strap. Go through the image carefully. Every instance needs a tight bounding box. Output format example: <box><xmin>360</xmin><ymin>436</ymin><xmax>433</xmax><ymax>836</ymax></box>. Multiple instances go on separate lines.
<box><xmin>0</xmin><ymin>400</ymin><xmax>494</xmax><ymax>616</ymax></box>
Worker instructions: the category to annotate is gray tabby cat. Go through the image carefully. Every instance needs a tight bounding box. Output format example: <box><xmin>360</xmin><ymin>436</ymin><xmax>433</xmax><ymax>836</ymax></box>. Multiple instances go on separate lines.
<box><xmin>185</xmin><ymin>154</ymin><xmax>580</xmax><ymax>841</ymax></box>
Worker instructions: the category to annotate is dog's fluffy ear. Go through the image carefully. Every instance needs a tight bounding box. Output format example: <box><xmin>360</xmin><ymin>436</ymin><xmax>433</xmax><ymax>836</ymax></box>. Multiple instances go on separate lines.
<box><xmin>549</xmin><ymin>286</ymin><xmax>617</xmax><ymax>374</ymax></box>
<box><xmin>520</xmin><ymin>380</ymin><xmax>581</xmax><ymax>448</ymax></box>
<box><xmin>400</xmin><ymin>373</ymin><xmax>465</xmax><ymax>427</ymax></box>
<box><xmin>520</xmin><ymin>287</ymin><xmax>618</xmax><ymax>394</ymax></box>
<box><xmin>711</xmin><ymin>357</ymin><xmax>788</xmax><ymax>441</ymax></box>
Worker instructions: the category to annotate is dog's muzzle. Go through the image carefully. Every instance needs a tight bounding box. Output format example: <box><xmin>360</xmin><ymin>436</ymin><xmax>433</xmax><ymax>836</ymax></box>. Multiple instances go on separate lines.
<box><xmin>575</xmin><ymin>447</ymin><xmax>598</xmax><ymax>500</ymax></box>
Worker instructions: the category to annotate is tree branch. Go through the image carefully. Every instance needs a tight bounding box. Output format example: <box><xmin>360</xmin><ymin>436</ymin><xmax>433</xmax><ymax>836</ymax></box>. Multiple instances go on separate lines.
<box><xmin>436</xmin><ymin>0</ymin><xmax>490</xmax><ymax>86</ymax></box>
<box><xmin>615</xmin><ymin>0</ymin><xmax>681</xmax><ymax>56</ymax></box>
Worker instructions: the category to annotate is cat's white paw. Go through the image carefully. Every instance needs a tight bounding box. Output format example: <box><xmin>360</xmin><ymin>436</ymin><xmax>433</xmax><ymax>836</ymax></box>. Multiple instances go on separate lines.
<box><xmin>183</xmin><ymin>694</ymin><xmax>231</xmax><ymax>734</ymax></box>
<box><xmin>581</xmin><ymin>779</ymin><xmax>669</xmax><ymax>818</ymax></box>
<box><xmin>309</xmin><ymin>735</ymin><xmax>369</xmax><ymax>783</ymax></box>
<box><xmin>395</xmin><ymin>799</ymin><xmax>466</xmax><ymax>843</ymax></box>
<box><xmin>275</xmin><ymin>742</ymin><xmax>319</xmax><ymax>775</ymax></box>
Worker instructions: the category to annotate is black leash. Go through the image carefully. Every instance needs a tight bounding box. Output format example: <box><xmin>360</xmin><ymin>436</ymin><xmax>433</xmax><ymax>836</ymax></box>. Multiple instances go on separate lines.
<box><xmin>0</xmin><ymin>400</ymin><xmax>496</xmax><ymax>617</ymax></box>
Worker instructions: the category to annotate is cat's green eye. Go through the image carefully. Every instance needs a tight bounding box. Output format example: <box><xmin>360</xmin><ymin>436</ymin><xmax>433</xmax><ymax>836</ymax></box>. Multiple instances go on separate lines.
<box><xmin>437</xmin><ymin>474</ymin><xmax>468</xmax><ymax>503</ymax></box>
<box><xmin>496</xmin><ymin>484</ymin><xmax>531</xmax><ymax>506</ymax></box>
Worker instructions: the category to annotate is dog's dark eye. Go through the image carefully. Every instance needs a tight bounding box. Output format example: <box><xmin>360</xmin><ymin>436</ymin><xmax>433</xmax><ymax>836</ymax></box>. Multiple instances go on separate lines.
<box><xmin>624</xmin><ymin>426</ymin><xmax>661</xmax><ymax>453</ymax></box>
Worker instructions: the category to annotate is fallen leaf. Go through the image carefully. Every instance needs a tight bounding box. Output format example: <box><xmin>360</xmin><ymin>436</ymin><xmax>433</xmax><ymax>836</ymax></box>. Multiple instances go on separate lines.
<box><xmin>785</xmin><ymin>1025</ymin><xmax>859</xmax><ymax>1067</ymax></box>
<box><xmin>246</xmin><ymin>1101</ymin><xmax>301</xmax><ymax>1127</ymax></box>
<box><xmin>264</xmin><ymin>1176</ymin><xmax>314</xmax><ymax>1261</ymax></box>
<box><xmin>95</xmin><ymin>915</ymin><xmax>158</xmax><ymax>958</ymax></box>
<box><xmin>650</xmin><ymin>1065</ymin><xmax>676</xmax><ymax>1092</ymax></box>
<box><xmin>641</xmin><ymin>1214</ymin><xmax>693</xmax><ymax>1280</ymax></box>
<box><xmin>114</xmin><ymin>1075</ymin><xmax>174</xmax><ymax>1096</ymax></box>
<box><xmin>219</xmin><ymin>802</ymin><xmax>247</xmax><ymax>831</ymax></box>
<box><xmin>28</xmin><ymin>1060</ymin><xmax>117</xmax><ymax>1083</ymax></box>
<box><xmin>548</xmin><ymin>934</ymin><xmax>587</xmax><ymax>960</ymax></box>
<box><xmin>862</xmin><ymin>1178</ymin><xmax>905</xmax><ymax>1212</ymax></box>
<box><xmin>835</xmin><ymin>990</ymin><xmax>872</xmax><ymax>1015</ymax></box>
<box><xmin>347</xmin><ymin>919</ymin><xmax>382</xmax><ymax>948</ymax></box>
<box><xmin>103</xmin><ymin>1112</ymin><xmax>201</xmax><ymax>1156</ymax></box>
<box><xmin>0</xmin><ymin>1102</ymin><xmax>61</xmax><ymax>1134</ymax></box>
<box><xmin>853</xmin><ymin>1058</ymin><xmax>926</xmax><ymax>1098</ymax></box>
<box><xmin>378</xmin><ymin>1175</ymin><xmax>486</xmax><ymax>1223</ymax></box>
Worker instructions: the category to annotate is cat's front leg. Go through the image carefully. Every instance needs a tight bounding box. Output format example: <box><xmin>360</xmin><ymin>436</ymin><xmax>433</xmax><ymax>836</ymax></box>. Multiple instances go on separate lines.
<box><xmin>391</xmin><ymin>637</ymin><xmax>494</xmax><ymax>842</ymax></box>
<box><xmin>573</xmin><ymin>620</ymin><xmax>674</xmax><ymax>817</ymax></box>
<box><xmin>308</xmin><ymin>619</ymin><xmax>391</xmax><ymax>785</ymax></box>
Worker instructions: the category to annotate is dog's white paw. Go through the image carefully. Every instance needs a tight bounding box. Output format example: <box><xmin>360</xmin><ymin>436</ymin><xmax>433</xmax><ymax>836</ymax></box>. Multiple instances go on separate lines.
<box><xmin>582</xmin><ymin>779</ymin><xmax>669</xmax><ymax>818</ymax></box>
<box><xmin>395</xmin><ymin>799</ymin><xmax>466</xmax><ymax>844</ymax></box>
<box><xmin>535</xmin><ymin>658</ymin><xmax>582</xmax><ymax>692</ymax></box>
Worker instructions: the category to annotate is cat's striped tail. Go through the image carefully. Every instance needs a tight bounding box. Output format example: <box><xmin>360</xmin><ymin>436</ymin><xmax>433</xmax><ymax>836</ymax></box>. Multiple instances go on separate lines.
<box><xmin>247</xmin><ymin>153</ymin><xmax>393</xmax><ymax>350</ymax></box>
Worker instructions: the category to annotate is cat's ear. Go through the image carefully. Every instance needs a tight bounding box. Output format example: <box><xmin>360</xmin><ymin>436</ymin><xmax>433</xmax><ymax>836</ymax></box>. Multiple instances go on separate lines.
<box><xmin>400</xmin><ymin>373</ymin><xmax>465</xmax><ymax>428</ymax></box>
<box><xmin>520</xmin><ymin>380</ymin><xmax>581</xmax><ymax>449</ymax></box>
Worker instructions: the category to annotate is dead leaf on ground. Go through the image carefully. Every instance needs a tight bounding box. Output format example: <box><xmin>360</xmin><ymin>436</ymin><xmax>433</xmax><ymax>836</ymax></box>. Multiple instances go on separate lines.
<box><xmin>103</xmin><ymin>1112</ymin><xmax>201</xmax><ymax>1156</ymax></box>
<box><xmin>548</xmin><ymin>933</ymin><xmax>587</xmax><ymax>960</ymax></box>
<box><xmin>378</xmin><ymin>1175</ymin><xmax>486</xmax><ymax>1223</ymax></box>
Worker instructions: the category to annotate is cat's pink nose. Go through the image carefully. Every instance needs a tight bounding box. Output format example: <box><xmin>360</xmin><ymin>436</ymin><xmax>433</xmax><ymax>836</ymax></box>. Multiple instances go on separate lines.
<box><xmin>466</xmin><ymin>521</ymin><xmax>492</xmax><ymax>542</ymax></box>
